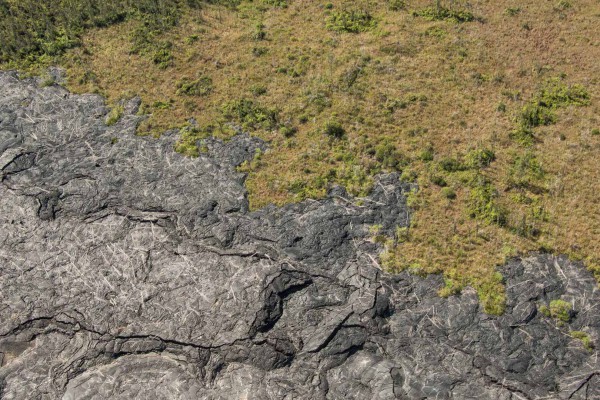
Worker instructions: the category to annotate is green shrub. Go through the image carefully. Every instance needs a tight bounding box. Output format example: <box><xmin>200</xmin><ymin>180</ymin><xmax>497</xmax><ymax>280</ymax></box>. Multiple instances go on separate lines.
<box><xmin>333</xmin><ymin>163</ymin><xmax>373</xmax><ymax>197</ymax></box>
<box><xmin>549</xmin><ymin>299</ymin><xmax>573</xmax><ymax>323</ymax></box>
<box><xmin>519</xmin><ymin>103</ymin><xmax>556</xmax><ymax>129</ymax></box>
<box><xmin>280</xmin><ymin>126</ymin><xmax>297</xmax><ymax>138</ymax></box>
<box><xmin>539</xmin><ymin>305</ymin><xmax>551</xmax><ymax>317</ymax></box>
<box><xmin>510</xmin><ymin>126</ymin><xmax>535</xmax><ymax>146</ymax></box>
<box><xmin>323</xmin><ymin>121</ymin><xmax>346</xmax><ymax>138</ymax></box>
<box><xmin>250</xmin><ymin>85</ymin><xmax>267</xmax><ymax>96</ymax></box>
<box><xmin>401</xmin><ymin>169</ymin><xmax>418</xmax><ymax>182</ymax></box>
<box><xmin>374</xmin><ymin>142</ymin><xmax>405</xmax><ymax>170</ymax></box>
<box><xmin>465</xmin><ymin>148</ymin><xmax>496</xmax><ymax>169</ymax></box>
<box><xmin>536</xmin><ymin>79</ymin><xmax>590</xmax><ymax>108</ymax></box>
<box><xmin>508</xmin><ymin>151</ymin><xmax>544</xmax><ymax>188</ymax></box>
<box><xmin>439</xmin><ymin>157</ymin><xmax>466</xmax><ymax>172</ymax></box>
<box><xmin>441</xmin><ymin>187</ymin><xmax>456</xmax><ymax>199</ymax></box>
<box><xmin>424</xmin><ymin>26</ymin><xmax>447</xmax><ymax>38</ymax></box>
<box><xmin>468</xmin><ymin>177</ymin><xmax>507</xmax><ymax>226</ymax></box>
<box><xmin>221</xmin><ymin>99</ymin><xmax>279</xmax><ymax>131</ymax></box>
<box><xmin>176</xmin><ymin>76</ymin><xmax>213</xmax><ymax>96</ymax></box>
<box><xmin>430</xmin><ymin>174</ymin><xmax>447</xmax><ymax>187</ymax></box>
<box><xmin>592</xmin><ymin>128</ymin><xmax>600</xmax><ymax>136</ymax></box>
<box><xmin>152</xmin><ymin>100</ymin><xmax>173</xmax><ymax>110</ymax></box>
<box><xmin>0</xmin><ymin>0</ymin><xmax>153</xmax><ymax>67</ymax></box>
<box><xmin>419</xmin><ymin>147</ymin><xmax>435</xmax><ymax>162</ymax></box>
<box><xmin>326</xmin><ymin>9</ymin><xmax>377</xmax><ymax>33</ymax></box>
<box><xmin>439</xmin><ymin>276</ymin><xmax>464</xmax><ymax>297</ymax></box>
<box><xmin>151</xmin><ymin>42</ymin><xmax>174</xmax><ymax>69</ymax></box>
<box><xmin>511</xmin><ymin>79</ymin><xmax>590</xmax><ymax>145</ymax></box>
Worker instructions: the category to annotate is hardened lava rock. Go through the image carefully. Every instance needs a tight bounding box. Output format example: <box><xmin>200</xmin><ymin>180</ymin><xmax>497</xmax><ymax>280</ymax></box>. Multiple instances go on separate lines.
<box><xmin>0</xmin><ymin>71</ymin><xmax>598</xmax><ymax>399</ymax></box>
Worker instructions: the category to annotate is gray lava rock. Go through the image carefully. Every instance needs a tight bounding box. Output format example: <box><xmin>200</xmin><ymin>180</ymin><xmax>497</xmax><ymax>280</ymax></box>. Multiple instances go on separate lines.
<box><xmin>0</xmin><ymin>71</ymin><xmax>598</xmax><ymax>399</ymax></box>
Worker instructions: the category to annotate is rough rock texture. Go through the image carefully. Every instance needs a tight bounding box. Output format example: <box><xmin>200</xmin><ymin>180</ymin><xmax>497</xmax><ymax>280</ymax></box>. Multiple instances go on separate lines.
<box><xmin>0</xmin><ymin>71</ymin><xmax>598</xmax><ymax>399</ymax></box>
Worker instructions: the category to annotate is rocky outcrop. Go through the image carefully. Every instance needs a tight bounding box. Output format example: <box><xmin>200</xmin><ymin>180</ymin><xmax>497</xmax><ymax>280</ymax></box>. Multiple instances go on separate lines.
<box><xmin>0</xmin><ymin>71</ymin><xmax>598</xmax><ymax>399</ymax></box>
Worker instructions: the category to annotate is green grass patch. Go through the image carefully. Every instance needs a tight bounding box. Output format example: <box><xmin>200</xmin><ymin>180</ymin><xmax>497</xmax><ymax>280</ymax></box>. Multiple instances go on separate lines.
<box><xmin>105</xmin><ymin>104</ymin><xmax>124</xmax><ymax>126</ymax></box>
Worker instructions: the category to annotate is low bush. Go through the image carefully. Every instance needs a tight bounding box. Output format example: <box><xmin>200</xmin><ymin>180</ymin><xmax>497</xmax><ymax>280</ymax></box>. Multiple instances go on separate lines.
<box><xmin>508</xmin><ymin>151</ymin><xmax>544</xmax><ymax>189</ymax></box>
<box><xmin>439</xmin><ymin>157</ymin><xmax>466</xmax><ymax>172</ymax></box>
<box><xmin>323</xmin><ymin>120</ymin><xmax>346</xmax><ymax>138</ymax></box>
<box><xmin>326</xmin><ymin>9</ymin><xmax>377</xmax><ymax>33</ymax></box>
<box><xmin>519</xmin><ymin>103</ymin><xmax>556</xmax><ymax>129</ymax></box>
<box><xmin>465</xmin><ymin>148</ymin><xmax>496</xmax><ymax>169</ymax></box>
<box><xmin>441</xmin><ymin>187</ymin><xmax>456</xmax><ymax>199</ymax></box>
<box><xmin>176</xmin><ymin>76</ymin><xmax>213</xmax><ymax>96</ymax></box>
<box><xmin>468</xmin><ymin>177</ymin><xmax>507</xmax><ymax>226</ymax></box>
<box><xmin>549</xmin><ymin>299</ymin><xmax>573</xmax><ymax>323</ymax></box>
<box><xmin>374</xmin><ymin>141</ymin><xmax>405</xmax><ymax>170</ymax></box>
<box><xmin>151</xmin><ymin>42</ymin><xmax>175</xmax><ymax>69</ymax></box>
<box><xmin>221</xmin><ymin>99</ymin><xmax>279</xmax><ymax>131</ymax></box>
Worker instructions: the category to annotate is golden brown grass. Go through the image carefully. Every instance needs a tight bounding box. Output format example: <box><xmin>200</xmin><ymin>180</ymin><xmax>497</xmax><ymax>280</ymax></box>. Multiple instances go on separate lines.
<box><xmin>54</xmin><ymin>0</ymin><xmax>600</xmax><ymax>313</ymax></box>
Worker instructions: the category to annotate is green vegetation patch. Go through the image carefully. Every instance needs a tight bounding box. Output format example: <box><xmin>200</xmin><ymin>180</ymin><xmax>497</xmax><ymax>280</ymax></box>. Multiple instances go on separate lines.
<box><xmin>322</xmin><ymin>120</ymin><xmax>346</xmax><ymax>139</ymax></box>
<box><xmin>326</xmin><ymin>9</ymin><xmax>377</xmax><ymax>33</ymax></box>
<box><xmin>542</xmin><ymin>299</ymin><xmax>573</xmax><ymax>324</ymax></box>
<box><xmin>175</xmin><ymin>125</ymin><xmax>214</xmax><ymax>157</ymax></box>
<box><xmin>221</xmin><ymin>98</ymin><xmax>279</xmax><ymax>131</ymax></box>
<box><xmin>412</xmin><ymin>2</ymin><xmax>476</xmax><ymax>23</ymax></box>
<box><xmin>512</xmin><ymin>78</ymin><xmax>590</xmax><ymax>144</ymax></box>
<box><xmin>388</xmin><ymin>0</ymin><xmax>407</xmax><ymax>11</ymax></box>
<box><xmin>0</xmin><ymin>0</ymin><xmax>200</xmax><ymax>70</ymax></box>
<box><xmin>105</xmin><ymin>104</ymin><xmax>124</xmax><ymax>126</ymax></box>
<box><xmin>468</xmin><ymin>176</ymin><xmax>507</xmax><ymax>226</ymax></box>
<box><xmin>176</xmin><ymin>76</ymin><xmax>213</xmax><ymax>96</ymax></box>
<box><xmin>570</xmin><ymin>331</ymin><xmax>594</xmax><ymax>351</ymax></box>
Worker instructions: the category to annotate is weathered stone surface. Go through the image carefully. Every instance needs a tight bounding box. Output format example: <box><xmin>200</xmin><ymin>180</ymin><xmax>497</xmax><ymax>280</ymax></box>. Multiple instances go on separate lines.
<box><xmin>0</xmin><ymin>71</ymin><xmax>598</xmax><ymax>399</ymax></box>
